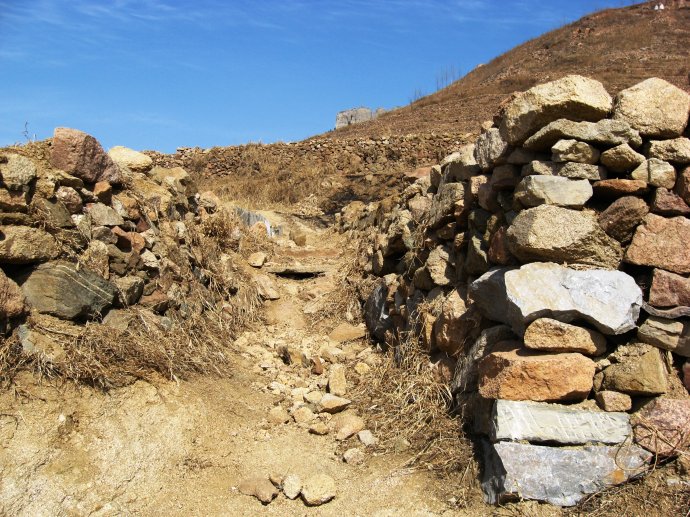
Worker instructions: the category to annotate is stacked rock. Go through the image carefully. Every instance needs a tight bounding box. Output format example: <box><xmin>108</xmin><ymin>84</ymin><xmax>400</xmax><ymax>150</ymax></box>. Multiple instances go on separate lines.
<box><xmin>347</xmin><ymin>75</ymin><xmax>690</xmax><ymax>506</ymax></box>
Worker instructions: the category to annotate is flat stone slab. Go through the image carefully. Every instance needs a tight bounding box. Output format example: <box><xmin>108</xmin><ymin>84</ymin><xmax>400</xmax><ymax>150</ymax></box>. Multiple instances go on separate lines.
<box><xmin>491</xmin><ymin>400</ymin><xmax>631</xmax><ymax>445</ymax></box>
<box><xmin>482</xmin><ymin>441</ymin><xmax>651</xmax><ymax>507</ymax></box>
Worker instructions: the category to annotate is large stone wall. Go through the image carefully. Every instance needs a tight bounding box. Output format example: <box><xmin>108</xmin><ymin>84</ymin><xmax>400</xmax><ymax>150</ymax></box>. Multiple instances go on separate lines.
<box><xmin>345</xmin><ymin>75</ymin><xmax>690</xmax><ymax>507</ymax></box>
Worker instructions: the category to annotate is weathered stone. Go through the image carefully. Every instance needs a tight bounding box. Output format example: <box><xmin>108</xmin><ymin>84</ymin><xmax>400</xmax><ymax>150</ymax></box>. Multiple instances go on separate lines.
<box><xmin>343</xmin><ymin>447</ymin><xmax>365</xmax><ymax>465</ymax></box>
<box><xmin>0</xmin><ymin>189</ymin><xmax>29</xmax><ymax>212</ymax></box>
<box><xmin>488</xmin><ymin>226</ymin><xmax>513</xmax><ymax>266</ymax></box>
<box><xmin>51</xmin><ymin>127</ymin><xmax>122</xmax><ymax>185</ymax></box>
<box><xmin>358</xmin><ymin>430</ymin><xmax>378</xmax><ymax>447</ymax></box>
<box><xmin>684</xmin><ymin>362</ymin><xmax>690</xmax><ymax>392</ymax></box>
<box><xmin>464</xmin><ymin>233</ymin><xmax>489</xmax><ymax>276</ymax></box>
<box><xmin>482</xmin><ymin>441</ymin><xmax>650</xmax><ymax>507</ymax></box>
<box><xmin>404</xmin><ymin>166</ymin><xmax>431</xmax><ymax>183</ymax></box>
<box><xmin>86</xmin><ymin>203</ymin><xmax>125</xmax><ymax>227</ymax></box>
<box><xmin>107</xmin><ymin>146</ymin><xmax>153</xmax><ymax>174</ymax></box>
<box><xmin>0</xmin><ymin>226</ymin><xmax>59</xmax><ymax>264</ymax></box>
<box><xmin>602</xmin><ymin>343</ymin><xmax>668</xmax><ymax>396</ymax></box>
<box><xmin>407</xmin><ymin>194</ymin><xmax>430</xmax><ymax>221</ymax></box>
<box><xmin>247</xmin><ymin>252</ymin><xmax>266</xmax><ymax>268</ymax></box>
<box><xmin>478</xmin><ymin>344</ymin><xmax>595</xmax><ymax>402</ymax></box>
<box><xmin>268</xmin><ymin>406</ymin><xmax>290</xmax><ymax>425</ymax></box>
<box><xmin>113</xmin><ymin>276</ymin><xmax>144</xmax><ymax>306</ymax></box>
<box><xmin>625</xmin><ymin>214</ymin><xmax>690</xmax><ymax>274</ymax></box>
<box><xmin>633</xmin><ymin>398</ymin><xmax>690</xmax><ymax>456</ymax></box>
<box><xmin>521</xmin><ymin>160</ymin><xmax>606</xmax><ymax>181</ymax></box>
<box><xmin>130</xmin><ymin>175</ymin><xmax>174</xmax><ymax>214</ymax></box>
<box><xmin>646</xmin><ymin>137</ymin><xmax>690</xmax><ymax>165</ymax></box>
<box><xmin>474</xmin><ymin>128</ymin><xmax>510</xmax><ymax>170</ymax></box>
<box><xmin>637</xmin><ymin>317</ymin><xmax>689</xmax><ymax>357</ymax></box>
<box><xmin>328</xmin><ymin>322</ymin><xmax>365</xmax><ymax>342</ymax></box>
<box><xmin>17</xmin><ymin>324</ymin><xmax>67</xmax><ymax>363</ymax></box>
<box><xmin>514</xmin><ymin>176</ymin><xmax>592</xmax><ymax>208</ymax></box>
<box><xmin>491</xmin><ymin>399</ymin><xmax>630</xmax><ymax>444</ymax></box>
<box><xmin>451</xmin><ymin>325</ymin><xmax>515</xmax><ymax>394</ymax></box>
<box><xmin>613</xmin><ymin>77</ymin><xmax>690</xmax><ymax>138</ymax></box>
<box><xmin>301</xmin><ymin>473</ymin><xmax>336</xmax><ymax>506</ymax></box>
<box><xmin>652</xmin><ymin>187</ymin><xmax>690</xmax><ymax>216</ymax></box>
<box><xmin>499</xmin><ymin>75</ymin><xmax>613</xmax><ymax>145</ymax></box>
<box><xmin>55</xmin><ymin>186</ymin><xmax>83</xmax><ymax>214</ymax></box>
<box><xmin>491</xmin><ymin>164</ymin><xmax>520</xmax><ymax>191</ymax></box>
<box><xmin>425</xmin><ymin>245</ymin><xmax>454</xmax><ymax>286</ymax></box>
<box><xmin>506</xmin><ymin>205</ymin><xmax>622</xmax><ymax>269</ymax></box>
<box><xmin>427</xmin><ymin>182</ymin><xmax>467</xmax><ymax>230</ymax></box>
<box><xmin>318</xmin><ymin>394</ymin><xmax>351</xmax><ymax>414</ymax></box>
<box><xmin>595</xmin><ymin>390</ymin><xmax>632</xmax><ymax>412</ymax></box>
<box><xmin>0</xmin><ymin>154</ymin><xmax>37</xmax><ymax>190</ymax></box>
<box><xmin>524</xmin><ymin>318</ymin><xmax>607</xmax><ymax>356</ymax></box>
<box><xmin>364</xmin><ymin>277</ymin><xmax>392</xmax><ymax>341</ymax></box>
<box><xmin>441</xmin><ymin>144</ymin><xmax>480</xmax><ymax>181</ymax></box>
<box><xmin>551</xmin><ymin>139</ymin><xmax>599</xmax><ymax>164</ymax></box>
<box><xmin>649</xmin><ymin>268</ymin><xmax>690</xmax><ymax>308</ymax></box>
<box><xmin>593</xmin><ymin>179</ymin><xmax>648</xmax><ymax>197</ymax></box>
<box><xmin>20</xmin><ymin>261</ymin><xmax>116</xmax><ymax>320</ymax></box>
<box><xmin>470</xmin><ymin>264</ymin><xmax>642</xmax><ymax>335</ymax></box>
<box><xmin>0</xmin><ymin>268</ymin><xmax>26</xmax><ymax>319</ymax></box>
<box><xmin>429</xmin><ymin>165</ymin><xmax>442</xmax><ymax>189</ymax></box>
<box><xmin>328</xmin><ymin>364</ymin><xmax>348</xmax><ymax>397</ymax></box>
<box><xmin>598</xmin><ymin>196</ymin><xmax>649</xmax><ymax>243</ymax></box>
<box><xmin>238</xmin><ymin>476</ymin><xmax>279</xmax><ymax>505</ymax></box>
<box><xmin>523</xmin><ymin>118</ymin><xmax>642</xmax><ymax>151</ymax></box>
<box><xmin>600</xmin><ymin>143</ymin><xmax>645</xmax><ymax>173</ymax></box>
<box><xmin>332</xmin><ymin>411</ymin><xmax>365</xmax><ymax>440</ymax></box>
<box><xmin>630</xmin><ymin>159</ymin><xmax>676</xmax><ymax>189</ymax></box>
<box><xmin>506</xmin><ymin>147</ymin><xmax>537</xmax><ymax>164</ymax></box>
<box><xmin>291</xmin><ymin>406</ymin><xmax>316</xmax><ymax>424</ymax></box>
<box><xmin>433</xmin><ymin>289</ymin><xmax>481</xmax><ymax>356</ymax></box>
<box><xmin>675</xmin><ymin>166</ymin><xmax>690</xmax><ymax>205</ymax></box>
<box><xmin>80</xmin><ymin>240</ymin><xmax>110</xmax><ymax>279</ymax></box>
<box><xmin>150</xmin><ymin>166</ymin><xmax>193</xmax><ymax>196</ymax></box>
<box><xmin>253</xmin><ymin>274</ymin><xmax>280</xmax><ymax>301</ymax></box>
<box><xmin>282</xmin><ymin>474</ymin><xmax>302</xmax><ymax>500</ymax></box>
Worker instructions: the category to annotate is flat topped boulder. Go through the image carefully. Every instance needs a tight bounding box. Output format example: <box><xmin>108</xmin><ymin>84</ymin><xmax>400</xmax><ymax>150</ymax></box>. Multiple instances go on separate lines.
<box><xmin>108</xmin><ymin>146</ymin><xmax>153</xmax><ymax>173</ymax></box>
<box><xmin>482</xmin><ymin>441</ymin><xmax>650</xmax><ymax>507</ymax></box>
<box><xmin>51</xmin><ymin>127</ymin><xmax>122</xmax><ymax>185</ymax></box>
<box><xmin>499</xmin><ymin>75</ymin><xmax>613</xmax><ymax>145</ymax></box>
<box><xmin>613</xmin><ymin>77</ymin><xmax>690</xmax><ymax>138</ymax></box>
<box><xmin>506</xmin><ymin>205</ymin><xmax>622</xmax><ymax>269</ymax></box>
<box><xmin>491</xmin><ymin>399</ymin><xmax>630</xmax><ymax>445</ymax></box>
<box><xmin>470</xmin><ymin>263</ymin><xmax>642</xmax><ymax>335</ymax></box>
<box><xmin>523</xmin><ymin>118</ymin><xmax>642</xmax><ymax>151</ymax></box>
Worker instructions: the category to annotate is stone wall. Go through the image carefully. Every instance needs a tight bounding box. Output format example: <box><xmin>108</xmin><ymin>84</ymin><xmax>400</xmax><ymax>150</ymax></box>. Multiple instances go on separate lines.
<box><xmin>335</xmin><ymin>107</ymin><xmax>387</xmax><ymax>129</ymax></box>
<box><xmin>345</xmin><ymin>75</ymin><xmax>690</xmax><ymax>506</ymax></box>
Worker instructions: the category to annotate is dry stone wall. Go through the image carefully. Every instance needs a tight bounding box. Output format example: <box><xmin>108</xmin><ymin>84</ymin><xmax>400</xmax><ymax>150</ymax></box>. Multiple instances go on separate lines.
<box><xmin>345</xmin><ymin>75</ymin><xmax>690</xmax><ymax>506</ymax></box>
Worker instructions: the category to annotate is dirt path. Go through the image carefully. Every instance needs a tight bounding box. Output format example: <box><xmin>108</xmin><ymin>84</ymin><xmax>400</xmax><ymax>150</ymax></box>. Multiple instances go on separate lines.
<box><xmin>0</xmin><ymin>224</ymin><xmax>470</xmax><ymax>517</ymax></box>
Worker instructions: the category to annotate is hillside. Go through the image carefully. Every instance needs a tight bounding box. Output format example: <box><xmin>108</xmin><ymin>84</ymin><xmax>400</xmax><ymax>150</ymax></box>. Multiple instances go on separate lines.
<box><xmin>328</xmin><ymin>0</ymin><xmax>690</xmax><ymax>140</ymax></box>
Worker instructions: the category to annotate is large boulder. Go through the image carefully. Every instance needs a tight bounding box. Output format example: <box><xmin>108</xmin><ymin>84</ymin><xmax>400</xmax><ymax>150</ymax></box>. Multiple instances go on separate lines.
<box><xmin>514</xmin><ymin>176</ymin><xmax>592</xmax><ymax>209</ymax></box>
<box><xmin>0</xmin><ymin>226</ymin><xmax>59</xmax><ymax>264</ymax></box>
<box><xmin>499</xmin><ymin>75</ymin><xmax>613</xmax><ymax>145</ymax></box>
<box><xmin>523</xmin><ymin>118</ymin><xmax>642</xmax><ymax>151</ymax></box>
<box><xmin>506</xmin><ymin>205</ymin><xmax>622</xmax><ymax>269</ymax></box>
<box><xmin>470</xmin><ymin>263</ymin><xmax>642</xmax><ymax>335</ymax></box>
<box><xmin>625</xmin><ymin>214</ymin><xmax>690</xmax><ymax>274</ymax></box>
<box><xmin>20</xmin><ymin>261</ymin><xmax>117</xmax><ymax>320</ymax></box>
<box><xmin>0</xmin><ymin>154</ymin><xmax>37</xmax><ymax>191</ymax></box>
<box><xmin>108</xmin><ymin>146</ymin><xmax>154</xmax><ymax>174</ymax></box>
<box><xmin>51</xmin><ymin>127</ymin><xmax>123</xmax><ymax>185</ymax></box>
<box><xmin>613</xmin><ymin>78</ymin><xmax>690</xmax><ymax>138</ymax></box>
<box><xmin>482</xmin><ymin>441</ymin><xmax>650</xmax><ymax>507</ymax></box>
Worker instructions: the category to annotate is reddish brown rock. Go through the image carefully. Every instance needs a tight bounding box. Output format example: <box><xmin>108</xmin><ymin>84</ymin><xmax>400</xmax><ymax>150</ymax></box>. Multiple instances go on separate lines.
<box><xmin>649</xmin><ymin>269</ymin><xmax>690</xmax><ymax>308</ymax></box>
<box><xmin>625</xmin><ymin>214</ymin><xmax>690</xmax><ymax>274</ymax></box>
<box><xmin>478</xmin><ymin>343</ymin><xmax>595</xmax><ymax>402</ymax></box>
<box><xmin>633</xmin><ymin>398</ymin><xmax>690</xmax><ymax>456</ymax></box>
<box><xmin>111</xmin><ymin>227</ymin><xmax>146</xmax><ymax>253</ymax></box>
<box><xmin>404</xmin><ymin>166</ymin><xmax>432</xmax><ymax>182</ymax></box>
<box><xmin>651</xmin><ymin>188</ymin><xmax>690</xmax><ymax>216</ymax></box>
<box><xmin>684</xmin><ymin>362</ymin><xmax>690</xmax><ymax>392</ymax></box>
<box><xmin>675</xmin><ymin>166</ymin><xmax>690</xmax><ymax>205</ymax></box>
<box><xmin>0</xmin><ymin>268</ymin><xmax>27</xmax><ymax>319</ymax></box>
<box><xmin>93</xmin><ymin>181</ymin><xmax>112</xmax><ymax>204</ymax></box>
<box><xmin>592</xmin><ymin>179</ymin><xmax>648</xmax><ymax>198</ymax></box>
<box><xmin>488</xmin><ymin>226</ymin><xmax>514</xmax><ymax>265</ymax></box>
<box><xmin>598</xmin><ymin>196</ymin><xmax>649</xmax><ymax>243</ymax></box>
<box><xmin>51</xmin><ymin>127</ymin><xmax>122</xmax><ymax>185</ymax></box>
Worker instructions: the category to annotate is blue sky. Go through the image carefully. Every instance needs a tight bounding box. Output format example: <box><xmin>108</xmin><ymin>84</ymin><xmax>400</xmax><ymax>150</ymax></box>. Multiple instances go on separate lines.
<box><xmin>1</xmin><ymin>0</ymin><xmax>635</xmax><ymax>153</ymax></box>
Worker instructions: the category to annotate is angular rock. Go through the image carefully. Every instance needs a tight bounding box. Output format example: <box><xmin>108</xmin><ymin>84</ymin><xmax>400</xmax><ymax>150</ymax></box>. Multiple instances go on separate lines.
<box><xmin>551</xmin><ymin>139</ymin><xmax>599</xmax><ymax>164</ymax></box>
<box><xmin>602</xmin><ymin>343</ymin><xmax>668</xmax><ymax>396</ymax></box>
<box><xmin>238</xmin><ymin>476</ymin><xmax>279</xmax><ymax>505</ymax></box>
<box><xmin>247</xmin><ymin>252</ymin><xmax>267</xmax><ymax>268</ymax></box>
<box><xmin>514</xmin><ymin>176</ymin><xmax>592</xmax><ymax>208</ymax></box>
<box><xmin>358</xmin><ymin>430</ymin><xmax>378</xmax><ymax>447</ymax></box>
<box><xmin>646</xmin><ymin>137</ymin><xmax>690</xmax><ymax>165</ymax></box>
<box><xmin>0</xmin><ymin>154</ymin><xmax>37</xmax><ymax>190</ymax></box>
<box><xmin>470</xmin><ymin>263</ymin><xmax>642</xmax><ymax>335</ymax></box>
<box><xmin>524</xmin><ymin>318</ymin><xmax>607</xmax><ymax>356</ymax></box>
<box><xmin>596</xmin><ymin>390</ymin><xmax>632</xmax><ymax>412</ymax></box>
<box><xmin>506</xmin><ymin>205</ymin><xmax>622</xmax><ymax>269</ymax></box>
<box><xmin>318</xmin><ymin>394</ymin><xmax>351</xmax><ymax>414</ymax></box>
<box><xmin>20</xmin><ymin>261</ymin><xmax>116</xmax><ymax>320</ymax></box>
<box><xmin>630</xmin><ymin>159</ymin><xmax>676</xmax><ymax>189</ymax></box>
<box><xmin>490</xmin><ymin>164</ymin><xmax>520</xmax><ymax>191</ymax></box>
<box><xmin>113</xmin><ymin>276</ymin><xmax>144</xmax><ymax>306</ymax></box>
<box><xmin>427</xmin><ymin>182</ymin><xmax>466</xmax><ymax>229</ymax></box>
<box><xmin>488</xmin><ymin>226</ymin><xmax>513</xmax><ymax>266</ymax></box>
<box><xmin>433</xmin><ymin>289</ymin><xmax>481</xmax><ymax>356</ymax></box>
<box><xmin>593</xmin><ymin>179</ymin><xmax>648</xmax><ymax>197</ymax></box>
<box><xmin>51</xmin><ymin>127</ymin><xmax>122</xmax><ymax>185</ymax></box>
<box><xmin>625</xmin><ymin>214</ymin><xmax>690</xmax><ymax>274</ymax></box>
<box><xmin>343</xmin><ymin>447</ymin><xmax>365</xmax><ymax>465</ymax></box>
<box><xmin>633</xmin><ymin>398</ymin><xmax>690</xmax><ymax>457</ymax></box>
<box><xmin>328</xmin><ymin>322</ymin><xmax>365</xmax><ymax>342</ymax></box>
<box><xmin>441</xmin><ymin>144</ymin><xmax>480</xmax><ymax>181</ymax></box>
<box><xmin>637</xmin><ymin>317</ymin><xmax>689</xmax><ymax>357</ymax></box>
<box><xmin>282</xmin><ymin>474</ymin><xmax>302</xmax><ymax>500</ymax></box>
<box><xmin>55</xmin><ymin>186</ymin><xmax>83</xmax><ymax>214</ymax></box>
<box><xmin>0</xmin><ymin>268</ymin><xmax>27</xmax><ymax>319</ymax></box>
<box><xmin>506</xmin><ymin>147</ymin><xmax>537</xmax><ymax>165</ymax></box>
<box><xmin>613</xmin><ymin>77</ymin><xmax>690</xmax><ymax>138</ymax></box>
<box><xmin>254</xmin><ymin>274</ymin><xmax>280</xmax><ymax>301</ymax></box>
<box><xmin>332</xmin><ymin>411</ymin><xmax>365</xmax><ymax>441</ymax></box>
<box><xmin>0</xmin><ymin>226</ymin><xmax>59</xmax><ymax>264</ymax></box>
<box><xmin>499</xmin><ymin>75</ymin><xmax>613</xmax><ymax>145</ymax></box>
<box><xmin>598</xmin><ymin>195</ymin><xmax>649</xmax><ymax>242</ymax></box>
<box><xmin>86</xmin><ymin>203</ymin><xmax>125</xmax><ymax>227</ymax></box>
<box><xmin>425</xmin><ymin>245</ymin><xmax>455</xmax><ymax>286</ymax></box>
<box><xmin>328</xmin><ymin>364</ymin><xmax>348</xmax><ymax>397</ymax></box>
<box><xmin>523</xmin><ymin>160</ymin><xmax>606</xmax><ymax>180</ymax></box>
<box><xmin>491</xmin><ymin>399</ymin><xmax>630</xmax><ymax>444</ymax></box>
<box><xmin>0</xmin><ymin>189</ymin><xmax>29</xmax><ymax>213</ymax></box>
<box><xmin>268</xmin><ymin>406</ymin><xmax>290</xmax><ymax>425</ymax></box>
<box><xmin>523</xmin><ymin>118</ymin><xmax>642</xmax><ymax>151</ymax></box>
<box><xmin>301</xmin><ymin>473</ymin><xmax>336</xmax><ymax>506</ymax></box>
<box><xmin>107</xmin><ymin>146</ymin><xmax>153</xmax><ymax>174</ymax></box>
<box><xmin>600</xmin><ymin>143</ymin><xmax>645</xmax><ymax>173</ymax></box>
<box><xmin>675</xmin><ymin>166</ymin><xmax>690</xmax><ymax>204</ymax></box>
<box><xmin>482</xmin><ymin>441</ymin><xmax>650</xmax><ymax>507</ymax></box>
<box><xmin>651</xmin><ymin>187</ymin><xmax>690</xmax><ymax>216</ymax></box>
<box><xmin>478</xmin><ymin>344</ymin><xmax>595</xmax><ymax>402</ymax></box>
<box><xmin>649</xmin><ymin>268</ymin><xmax>690</xmax><ymax>308</ymax></box>
<box><xmin>364</xmin><ymin>277</ymin><xmax>391</xmax><ymax>341</ymax></box>
<box><xmin>474</xmin><ymin>128</ymin><xmax>510</xmax><ymax>170</ymax></box>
